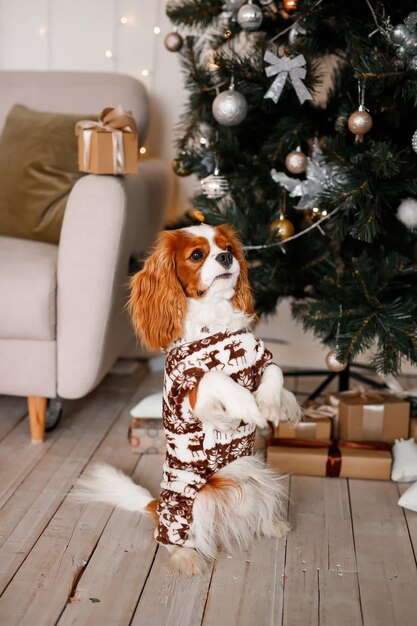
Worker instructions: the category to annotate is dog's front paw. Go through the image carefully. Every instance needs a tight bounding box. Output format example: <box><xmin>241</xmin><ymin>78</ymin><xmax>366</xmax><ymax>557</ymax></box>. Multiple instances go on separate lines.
<box><xmin>195</xmin><ymin>399</ymin><xmax>241</xmax><ymax>432</ymax></box>
<box><xmin>169</xmin><ymin>547</ymin><xmax>207</xmax><ymax>576</ymax></box>
<box><xmin>229</xmin><ymin>389</ymin><xmax>268</xmax><ymax>429</ymax></box>
<box><xmin>255</xmin><ymin>385</ymin><xmax>281</xmax><ymax>425</ymax></box>
<box><xmin>271</xmin><ymin>520</ymin><xmax>291</xmax><ymax>539</ymax></box>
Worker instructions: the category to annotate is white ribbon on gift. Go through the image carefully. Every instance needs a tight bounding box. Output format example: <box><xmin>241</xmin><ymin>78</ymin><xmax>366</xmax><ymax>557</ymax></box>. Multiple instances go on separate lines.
<box><xmin>264</xmin><ymin>51</ymin><xmax>313</xmax><ymax>105</ymax></box>
<box><xmin>303</xmin><ymin>404</ymin><xmax>338</xmax><ymax>420</ymax></box>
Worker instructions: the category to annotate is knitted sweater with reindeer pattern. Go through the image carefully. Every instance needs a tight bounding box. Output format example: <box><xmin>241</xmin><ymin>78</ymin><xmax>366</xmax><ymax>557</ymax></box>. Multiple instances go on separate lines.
<box><xmin>155</xmin><ymin>329</ymin><xmax>273</xmax><ymax>547</ymax></box>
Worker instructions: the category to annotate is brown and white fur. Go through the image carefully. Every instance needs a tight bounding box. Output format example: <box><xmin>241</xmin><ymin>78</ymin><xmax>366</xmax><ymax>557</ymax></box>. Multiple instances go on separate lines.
<box><xmin>73</xmin><ymin>224</ymin><xmax>301</xmax><ymax>575</ymax></box>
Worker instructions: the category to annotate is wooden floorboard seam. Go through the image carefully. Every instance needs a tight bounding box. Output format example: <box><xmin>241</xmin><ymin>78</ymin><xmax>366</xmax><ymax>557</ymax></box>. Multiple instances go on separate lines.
<box><xmin>346</xmin><ymin>480</ymin><xmax>364</xmax><ymax>626</ymax></box>
<box><xmin>52</xmin><ymin>503</ymin><xmax>122</xmax><ymax>626</ymax></box>
<box><xmin>127</xmin><ymin>544</ymin><xmax>161</xmax><ymax>626</ymax></box>
<box><xmin>280</xmin><ymin>474</ymin><xmax>291</xmax><ymax>626</ymax></box>
<box><xmin>397</xmin><ymin>483</ymin><xmax>417</xmax><ymax>568</ymax></box>
<box><xmin>0</xmin><ymin>412</ymin><xmax>27</xmax><ymax>444</ymax></box>
<box><xmin>199</xmin><ymin>555</ymin><xmax>216</xmax><ymax>626</ymax></box>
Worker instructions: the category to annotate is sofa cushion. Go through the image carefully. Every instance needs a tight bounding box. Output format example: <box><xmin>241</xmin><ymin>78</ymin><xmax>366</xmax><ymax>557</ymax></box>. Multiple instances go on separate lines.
<box><xmin>0</xmin><ymin>104</ymin><xmax>91</xmax><ymax>244</ymax></box>
<box><xmin>0</xmin><ymin>236</ymin><xmax>58</xmax><ymax>340</ymax></box>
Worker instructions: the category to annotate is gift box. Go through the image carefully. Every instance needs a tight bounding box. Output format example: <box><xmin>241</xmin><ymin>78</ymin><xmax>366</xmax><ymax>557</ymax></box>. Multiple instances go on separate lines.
<box><xmin>275</xmin><ymin>417</ymin><xmax>332</xmax><ymax>440</ymax></box>
<box><xmin>76</xmin><ymin>106</ymin><xmax>138</xmax><ymax>175</ymax></box>
<box><xmin>128</xmin><ymin>417</ymin><xmax>165</xmax><ymax>455</ymax></box>
<box><xmin>128</xmin><ymin>391</ymin><xmax>164</xmax><ymax>454</ymax></box>
<box><xmin>326</xmin><ymin>389</ymin><xmax>409</xmax><ymax>443</ymax></box>
<box><xmin>266</xmin><ymin>438</ymin><xmax>392</xmax><ymax>480</ymax></box>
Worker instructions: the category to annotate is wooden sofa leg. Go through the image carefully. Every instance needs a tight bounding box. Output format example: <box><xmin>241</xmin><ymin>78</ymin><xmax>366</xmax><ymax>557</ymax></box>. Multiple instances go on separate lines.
<box><xmin>27</xmin><ymin>397</ymin><xmax>47</xmax><ymax>443</ymax></box>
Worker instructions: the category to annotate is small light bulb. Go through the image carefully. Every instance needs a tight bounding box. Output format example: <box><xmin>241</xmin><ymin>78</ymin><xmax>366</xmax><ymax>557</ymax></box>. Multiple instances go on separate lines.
<box><xmin>200</xmin><ymin>138</ymin><xmax>207</xmax><ymax>145</ymax></box>
<box><xmin>105</xmin><ymin>50</ymin><xmax>113</xmax><ymax>58</ymax></box>
<box><xmin>321</xmin><ymin>209</ymin><xmax>328</xmax><ymax>216</ymax></box>
<box><xmin>153</xmin><ymin>26</ymin><xmax>161</xmax><ymax>35</ymax></box>
<box><xmin>139</xmin><ymin>146</ymin><xmax>147</xmax><ymax>155</ymax></box>
<box><xmin>39</xmin><ymin>26</ymin><xmax>47</xmax><ymax>36</ymax></box>
<box><xmin>141</xmin><ymin>69</ymin><xmax>149</xmax><ymax>77</ymax></box>
<box><xmin>312</xmin><ymin>207</ymin><xmax>319</xmax><ymax>214</ymax></box>
<box><xmin>120</xmin><ymin>16</ymin><xmax>128</xmax><ymax>25</ymax></box>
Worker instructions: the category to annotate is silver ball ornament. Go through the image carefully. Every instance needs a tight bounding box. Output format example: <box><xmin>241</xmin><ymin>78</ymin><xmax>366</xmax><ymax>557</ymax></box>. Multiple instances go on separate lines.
<box><xmin>412</xmin><ymin>129</ymin><xmax>417</xmax><ymax>154</ymax></box>
<box><xmin>226</xmin><ymin>0</ymin><xmax>246</xmax><ymax>10</ymax></box>
<box><xmin>396</xmin><ymin>45</ymin><xmax>407</xmax><ymax>59</ymax></box>
<box><xmin>164</xmin><ymin>32</ymin><xmax>183</xmax><ymax>52</ymax></box>
<box><xmin>325</xmin><ymin>349</ymin><xmax>347</xmax><ymax>372</ymax></box>
<box><xmin>201</xmin><ymin>172</ymin><xmax>229</xmax><ymax>199</ymax></box>
<box><xmin>392</xmin><ymin>23</ymin><xmax>409</xmax><ymax>44</ymax></box>
<box><xmin>285</xmin><ymin>148</ymin><xmax>308</xmax><ymax>174</ymax></box>
<box><xmin>409</xmin><ymin>56</ymin><xmax>417</xmax><ymax>71</ymax></box>
<box><xmin>404</xmin><ymin>12</ymin><xmax>417</xmax><ymax>31</ymax></box>
<box><xmin>212</xmin><ymin>85</ymin><xmax>248</xmax><ymax>126</ymax></box>
<box><xmin>289</xmin><ymin>24</ymin><xmax>307</xmax><ymax>47</ymax></box>
<box><xmin>237</xmin><ymin>2</ymin><xmax>263</xmax><ymax>31</ymax></box>
<box><xmin>404</xmin><ymin>34</ymin><xmax>417</xmax><ymax>56</ymax></box>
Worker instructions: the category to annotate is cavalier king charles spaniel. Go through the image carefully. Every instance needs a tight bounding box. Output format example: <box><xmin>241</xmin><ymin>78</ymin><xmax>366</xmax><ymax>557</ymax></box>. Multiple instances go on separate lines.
<box><xmin>73</xmin><ymin>223</ymin><xmax>301</xmax><ymax>576</ymax></box>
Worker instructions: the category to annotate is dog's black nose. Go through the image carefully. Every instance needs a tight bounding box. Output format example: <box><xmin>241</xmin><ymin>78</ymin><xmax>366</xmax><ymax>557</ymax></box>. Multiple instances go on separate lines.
<box><xmin>216</xmin><ymin>252</ymin><xmax>233</xmax><ymax>269</ymax></box>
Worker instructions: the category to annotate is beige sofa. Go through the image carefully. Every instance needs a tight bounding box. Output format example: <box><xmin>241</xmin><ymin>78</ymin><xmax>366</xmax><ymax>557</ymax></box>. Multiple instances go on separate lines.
<box><xmin>0</xmin><ymin>70</ymin><xmax>171</xmax><ymax>442</ymax></box>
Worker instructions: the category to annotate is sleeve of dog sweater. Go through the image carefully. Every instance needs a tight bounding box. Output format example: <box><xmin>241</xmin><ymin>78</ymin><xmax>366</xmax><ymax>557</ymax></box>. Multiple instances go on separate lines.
<box><xmin>155</xmin><ymin>345</ymin><xmax>210</xmax><ymax>547</ymax></box>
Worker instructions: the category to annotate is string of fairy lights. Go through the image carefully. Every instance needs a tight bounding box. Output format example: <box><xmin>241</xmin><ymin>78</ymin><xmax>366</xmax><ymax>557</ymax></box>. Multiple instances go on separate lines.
<box><xmin>33</xmin><ymin>0</ymin><xmax>167</xmax><ymax>157</ymax></box>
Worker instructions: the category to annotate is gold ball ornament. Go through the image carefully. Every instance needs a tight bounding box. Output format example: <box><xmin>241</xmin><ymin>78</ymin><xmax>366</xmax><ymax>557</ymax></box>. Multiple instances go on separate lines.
<box><xmin>191</xmin><ymin>210</ymin><xmax>205</xmax><ymax>222</ymax></box>
<box><xmin>270</xmin><ymin>218</ymin><xmax>295</xmax><ymax>240</ymax></box>
<box><xmin>285</xmin><ymin>148</ymin><xmax>308</xmax><ymax>174</ymax></box>
<box><xmin>164</xmin><ymin>32</ymin><xmax>183</xmax><ymax>52</ymax></box>
<box><xmin>325</xmin><ymin>349</ymin><xmax>347</xmax><ymax>372</ymax></box>
<box><xmin>284</xmin><ymin>0</ymin><xmax>298</xmax><ymax>12</ymax></box>
<box><xmin>348</xmin><ymin>109</ymin><xmax>373</xmax><ymax>143</ymax></box>
<box><xmin>172</xmin><ymin>157</ymin><xmax>191</xmax><ymax>177</ymax></box>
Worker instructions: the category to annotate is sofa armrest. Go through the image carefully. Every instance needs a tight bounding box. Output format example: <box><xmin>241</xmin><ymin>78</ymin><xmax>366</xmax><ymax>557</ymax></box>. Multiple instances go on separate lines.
<box><xmin>57</xmin><ymin>160</ymin><xmax>171</xmax><ymax>398</ymax></box>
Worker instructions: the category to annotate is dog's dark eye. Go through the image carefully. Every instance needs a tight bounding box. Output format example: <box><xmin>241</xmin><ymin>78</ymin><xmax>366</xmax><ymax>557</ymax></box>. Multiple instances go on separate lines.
<box><xmin>190</xmin><ymin>249</ymin><xmax>204</xmax><ymax>261</ymax></box>
<box><xmin>226</xmin><ymin>245</ymin><xmax>233</xmax><ymax>253</ymax></box>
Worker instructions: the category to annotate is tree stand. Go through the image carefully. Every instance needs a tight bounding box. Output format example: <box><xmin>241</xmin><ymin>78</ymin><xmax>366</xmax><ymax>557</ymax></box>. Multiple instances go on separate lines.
<box><xmin>284</xmin><ymin>362</ymin><xmax>387</xmax><ymax>403</ymax></box>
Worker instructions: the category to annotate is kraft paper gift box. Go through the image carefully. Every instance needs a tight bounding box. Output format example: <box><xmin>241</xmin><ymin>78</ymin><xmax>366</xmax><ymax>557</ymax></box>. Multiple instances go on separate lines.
<box><xmin>128</xmin><ymin>417</ymin><xmax>165</xmax><ymax>455</ymax></box>
<box><xmin>275</xmin><ymin>417</ymin><xmax>332</xmax><ymax>440</ymax></box>
<box><xmin>266</xmin><ymin>439</ymin><xmax>392</xmax><ymax>480</ymax></box>
<box><xmin>327</xmin><ymin>389</ymin><xmax>409</xmax><ymax>443</ymax></box>
<box><xmin>128</xmin><ymin>391</ymin><xmax>164</xmax><ymax>454</ymax></box>
<box><xmin>76</xmin><ymin>105</ymin><xmax>138</xmax><ymax>175</ymax></box>
<box><xmin>276</xmin><ymin>403</ymin><xmax>336</xmax><ymax>440</ymax></box>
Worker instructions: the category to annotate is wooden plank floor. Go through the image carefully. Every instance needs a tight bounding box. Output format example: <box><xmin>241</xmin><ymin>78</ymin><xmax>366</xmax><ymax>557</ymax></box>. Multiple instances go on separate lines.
<box><xmin>0</xmin><ymin>366</ymin><xmax>416</xmax><ymax>626</ymax></box>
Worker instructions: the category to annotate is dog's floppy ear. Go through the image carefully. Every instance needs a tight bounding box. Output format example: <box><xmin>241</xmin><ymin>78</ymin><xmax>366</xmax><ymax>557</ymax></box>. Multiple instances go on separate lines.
<box><xmin>217</xmin><ymin>224</ymin><xmax>255</xmax><ymax>318</ymax></box>
<box><xmin>128</xmin><ymin>231</ymin><xmax>187</xmax><ymax>350</ymax></box>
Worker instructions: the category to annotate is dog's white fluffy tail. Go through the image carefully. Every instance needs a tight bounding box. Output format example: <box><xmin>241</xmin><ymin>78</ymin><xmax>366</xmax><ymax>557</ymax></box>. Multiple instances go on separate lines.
<box><xmin>71</xmin><ymin>463</ymin><xmax>154</xmax><ymax>513</ymax></box>
<box><xmin>281</xmin><ymin>387</ymin><xmax>303</xmax><ymax>425</ymax></box>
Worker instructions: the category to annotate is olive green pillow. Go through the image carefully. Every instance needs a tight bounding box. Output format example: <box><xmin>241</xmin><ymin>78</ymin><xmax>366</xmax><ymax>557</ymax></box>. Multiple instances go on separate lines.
<box><xmin>0</xmin><ymin>104</ymin><xmax>91</xmax><ymax>244</ymax></box>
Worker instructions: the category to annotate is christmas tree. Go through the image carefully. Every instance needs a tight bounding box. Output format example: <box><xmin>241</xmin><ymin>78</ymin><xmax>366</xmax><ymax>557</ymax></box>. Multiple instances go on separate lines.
<box><xmin>164</xmin><ymin>0</ymin><xmax>417</xmax><ymax>375</ymax></box>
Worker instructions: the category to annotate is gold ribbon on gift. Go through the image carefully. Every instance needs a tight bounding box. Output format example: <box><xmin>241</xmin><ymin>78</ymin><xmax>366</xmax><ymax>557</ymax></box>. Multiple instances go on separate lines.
<box><xmin>75</xmin><ymin>105</ymin><xmax>137</xmax><ymax>174</ymax></box>
<box><xmin>267</xmin><ymin>437</ymin><xmax>392</xmax><ymax>478</ymax></box>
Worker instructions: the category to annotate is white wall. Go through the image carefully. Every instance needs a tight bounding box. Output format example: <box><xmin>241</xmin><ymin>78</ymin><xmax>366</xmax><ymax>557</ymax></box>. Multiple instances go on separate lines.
<box><xmin>0</xmin><ymin>0</ymin><xmax>195</xmax><ymax>217</ymax></box>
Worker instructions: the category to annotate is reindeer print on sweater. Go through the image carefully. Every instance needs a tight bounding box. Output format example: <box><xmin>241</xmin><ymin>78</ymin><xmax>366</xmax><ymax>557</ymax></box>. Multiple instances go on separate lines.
<box><xmin>155</xmin><ymin>329</ymin><xmax>273</xmax><ymax>547</ymax></box>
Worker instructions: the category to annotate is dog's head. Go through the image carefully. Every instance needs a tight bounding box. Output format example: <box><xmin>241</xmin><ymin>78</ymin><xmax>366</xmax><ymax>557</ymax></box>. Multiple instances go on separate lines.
<box><xmin>129</xmin><ymin>223</ymin><xmax>254</xmax><ymax>350</ymax></box>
